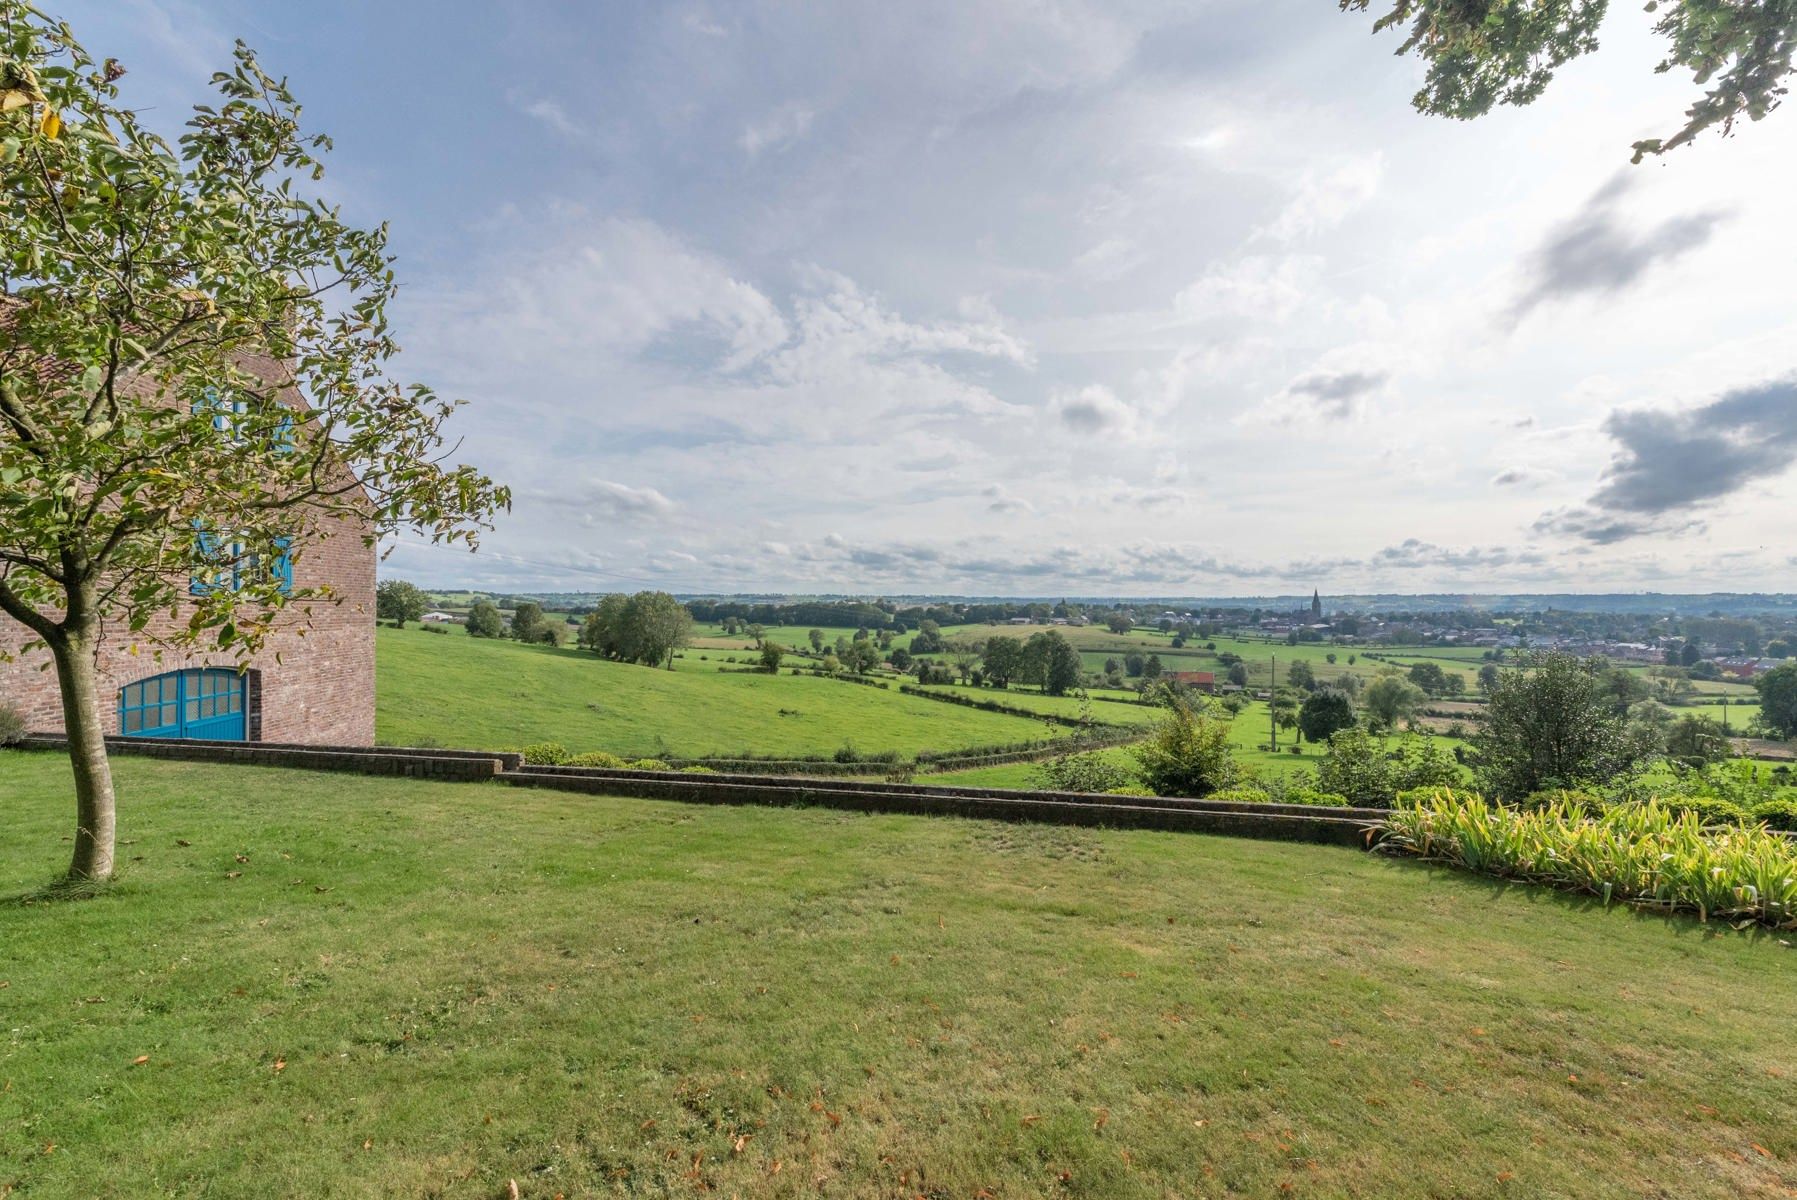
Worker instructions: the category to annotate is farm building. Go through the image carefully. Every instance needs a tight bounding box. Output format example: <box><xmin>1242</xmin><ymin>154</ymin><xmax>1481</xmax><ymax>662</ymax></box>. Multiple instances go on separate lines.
<box><xmin>1165</xmin><ymin>670</ymin><xmax>1217</xmax><ymax>693</ymax></box>
<box><xmin>0</xmin><ymin>345</ymin><xmax>377</xmax><ymax>746</ymax></box>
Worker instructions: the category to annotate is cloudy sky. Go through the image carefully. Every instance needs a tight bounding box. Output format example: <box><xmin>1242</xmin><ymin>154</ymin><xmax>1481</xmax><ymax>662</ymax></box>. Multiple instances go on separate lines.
<box><xmin>69</xmin><ymin>0</ymin><xmax>1797</xmax><ymax>595</ymax></box>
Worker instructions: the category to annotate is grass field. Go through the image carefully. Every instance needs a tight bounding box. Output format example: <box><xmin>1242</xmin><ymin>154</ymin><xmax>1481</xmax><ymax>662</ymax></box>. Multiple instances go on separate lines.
<box><xmin>3</xmin><ymin>751</ymin><xmax>1791</xmax><ymax>1198</ymax></box>
<box><xmin>376</xmin><ymin>627</ymin><xmax>1070</xmax><ymax>759</ymax></box>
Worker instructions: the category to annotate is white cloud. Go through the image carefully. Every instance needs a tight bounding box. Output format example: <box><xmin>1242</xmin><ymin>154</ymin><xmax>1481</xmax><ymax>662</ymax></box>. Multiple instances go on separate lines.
<box><xmin>739</xmin><ymin>104</ymin><xmax>816</xmax><ymax>158</ymax></box>
<box><xmin>1257</xmin><ymin>154</ymin><xmax>1385</xmax><ymax>243</ymax></box>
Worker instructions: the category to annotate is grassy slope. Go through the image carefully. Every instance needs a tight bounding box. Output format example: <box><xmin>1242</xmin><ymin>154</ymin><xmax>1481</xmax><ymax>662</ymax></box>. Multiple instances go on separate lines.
<box><xmin>376</xmin><ymin>627</ymin><xmax>1065</xmax><ymax>759</ymax></box>
<box><xmin>2</xmin><ymin>752</ymin><xmax>1792</xmax><ymax>1198</ymax></box>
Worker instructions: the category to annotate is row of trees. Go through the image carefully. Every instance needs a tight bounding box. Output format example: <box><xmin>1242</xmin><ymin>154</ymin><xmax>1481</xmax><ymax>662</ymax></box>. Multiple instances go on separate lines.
<box><xmin>578</xmin><ymin>592</ymin><xmax>694</xmax><ymax>669</ymax></box>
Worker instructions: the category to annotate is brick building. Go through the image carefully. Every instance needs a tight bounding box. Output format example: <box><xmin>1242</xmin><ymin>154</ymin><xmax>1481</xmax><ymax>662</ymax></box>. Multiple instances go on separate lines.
<box><xmin>0</xmin><ymin>347</ymin><xmax>377</xmax><ymax>746</ymax></box>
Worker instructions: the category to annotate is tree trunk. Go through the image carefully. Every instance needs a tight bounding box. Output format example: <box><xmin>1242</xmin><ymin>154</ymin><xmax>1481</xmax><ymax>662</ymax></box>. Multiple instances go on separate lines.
<box><xmin>50</xmin><ymin>632</ymin><xmax>118</xmax><ymax>882</ymax></box>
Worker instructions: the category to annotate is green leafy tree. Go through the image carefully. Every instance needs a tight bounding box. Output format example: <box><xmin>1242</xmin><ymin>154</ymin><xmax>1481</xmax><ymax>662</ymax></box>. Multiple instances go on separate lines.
<box><xmin>375</xmin><ymin>580</ymin><xmax>427</xmax><ymax>628</ymax></box>
<box><xmin>510</xmin><ymin>601</ymin><xmax>545</xmax><ymax>643</ymax></box>
<box><xmin>1475</xmin><ymin>653</ymin><xmax>1634</xmax><ymax>801</ymax></box>
<box><xmin>1038</xmin><ymin>630</ymin><xmax>1082</xmax><ymax>696</ymax></box>
<box><xmin>982</xmin><ymin>635</ymin><xmax>1021</xmax><ymax>688</ymax></box>
<box><xmin>1363</xmin><ymin>675</ymin><xmax>1425</xmax><ymax>729</ymax></box>
<box><xmin>1406</xmin><ymin>660</ymin><xmax>1448</xmax><ymax>696</ymax></box>
<box><xmin>1755</xmin><ymin>661</ymin><xmax>1797</xmax><ymax>739</ymax></box>
<box><xmin>1134</xmin><ymin>694</ymin><xmax>1241</xmax><ymax>797</ymax></box>
<box><xmin>1142</xmin><ymin>653</ymin><xmax>1164</xmax><ymax>681</ymax></box>
<box><xmin>1288</xmin><ymin>659</ymin><xmax>1317</xmax><ymax>691</ymax></box>
<box><xmin>1342</xmin><ymin>0</ymin><xmax>1797</xmax><ymax>160</ymax></box>
<box><xmin>464</xmin><ymin>599</ymin><xmax>504</xmax><ymax>639</ymax></box>
<box><xmin>1106</xmin><ymin>612</ymin><xmax>1132</xmax><ymax>635</ymax></box>
<box><xmin>619</xmin><ymin>590</ymin><xmax>692</xmax><ymax>669</ymax></box>
<box><xmin>0</xmin><ymin>12</ymin><xmax>505</xmax><ymax>882</ymax></box>
<box><xmin>578</xmin><ymin>593</ymin><xmax>627</xmax><ymax>657</ymax></box>
<box><xmin>758</xmin><ymin>639</ymin><xmax>784</xmax><ymax>673</ymax></box>
<box><xmin>1226</xmin><ymin>661</ymin><xmax>1250</xmax><ymax>687</ymax></box>
<box><xmin>842</xmin><ymin>637</ymin><xmax>880</xmax><ymax>674</ymax></box>
<box><xmin>1298</xmin><ymin>688</ymin><xmax>1356</xmax><ymax>744</ymax></box>
<box><xmin>1477</xmin><ymin>663</ymin><xmax>1502</xmax><ymax>696</ymax></box>
<box><xmin>1665</xmin><ymin>713</ymin><xmax>1732</xmax><ymax>765</ymax></box>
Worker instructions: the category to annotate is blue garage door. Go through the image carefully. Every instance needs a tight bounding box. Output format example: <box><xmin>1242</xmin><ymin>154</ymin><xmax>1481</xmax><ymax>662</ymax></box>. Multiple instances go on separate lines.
<box><xmin>118</xmin><ymin>670</ymin><xmax>246</xmax><ymax>741</ymax></box>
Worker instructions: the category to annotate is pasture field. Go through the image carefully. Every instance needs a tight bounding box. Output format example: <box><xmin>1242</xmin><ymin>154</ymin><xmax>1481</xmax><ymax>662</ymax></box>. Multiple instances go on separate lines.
<box><xmin>3</xmin><ymin>752</ymin><xmax>1790</xmax><ymax>1199</ymax></box>
<box><xmin>376</xmin><ymin>628</ymin><xmax>1071</xmax><ymax>760</ymax></box>
<box><xmin>904</xmin><ymin>683</ymin><xmax>1159</xmax><ymax>727</ymax></box>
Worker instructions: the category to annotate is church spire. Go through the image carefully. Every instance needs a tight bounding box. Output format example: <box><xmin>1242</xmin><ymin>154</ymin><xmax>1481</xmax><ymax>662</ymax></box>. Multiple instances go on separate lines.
<box><xmin>1311</xmin><ymin>589</ymin><xmax>1322</xmax><ymax>619</ymax></box>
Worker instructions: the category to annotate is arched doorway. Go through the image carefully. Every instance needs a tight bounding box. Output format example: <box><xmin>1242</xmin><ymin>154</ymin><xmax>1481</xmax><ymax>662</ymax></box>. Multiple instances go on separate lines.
<box><xmin>118</xmin><ymin>669</ymin><xmax>247</xmax><ymax>741</ymax></box>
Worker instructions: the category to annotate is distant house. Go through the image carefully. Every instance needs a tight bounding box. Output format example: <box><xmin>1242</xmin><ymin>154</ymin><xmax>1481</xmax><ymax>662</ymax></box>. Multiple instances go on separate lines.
<box><xmin>1717</xmin><ymin>657</ymin><xmax>1778</xmax><ymax>680</ymax></box>
<box><xmin>1165</xmin><ymin>670</ymin><xmax>1217</xmax><ymax>694</ymax></box>
<box><xmin>421</xmin><ymin>611</ymin><xmax>461</xmax><ymax>624</ymax></box>
<box><xmin>1008</xmin><ymin>616</ymin><xmax>1032</xmax><ymax>625</ymax></box>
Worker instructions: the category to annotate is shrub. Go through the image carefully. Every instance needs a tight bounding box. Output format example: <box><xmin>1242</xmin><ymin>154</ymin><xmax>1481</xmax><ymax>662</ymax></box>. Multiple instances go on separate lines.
<box><xmin>0</xmin><ymin>703</ymin><xmax>24</xmax><ymax>746</ymax></box>
<box><xmin>1750</xmin><ymin>796</ymin><xmax>1797</xmax><ymax>832</ymax></box>
<box><xmin>833</xmin><ymin>742</ymin><xmax>861</xmax><ymax>764</ymax></box>
<box><xmin>1381</xmin><ymin>793</ymin><xmax>1797</xmax><ymax>928</ymax></box>
<box><xmin>628</xmin><ymin>758</ymin><xmax>673</xmax><ymax>772</ymax></box>
<box><xmin>565</xmin><ymin>751</ymin><xmax>627</xmax><ymax>769</ymax></box>
<box><xmin>1207</xmin><ymin>785</ymin><xmax>1273</xmax><ymax>805</ymax></box>
<box><xmin>1033</xmin><ymin>750</ymin><xmax>1136</xmax><ymax>795</ymax></box>
<box><xmin>680</xmin><ymin>765</ymin><xmax>719</xmax><ymax>775</ymax></box>
<box><xmin>1104</xmin><ymin>784</ymin><xmax>1156</xmax><ymax>797</ymax></box>
<box><xmin>521</xmin><ymin>742</ymin><xmax>570</xmax><ymax>765</ymax></box>
<box><xmin>1133</xmin><ymin>697</ymin><xmax>1241</xmax><ymax>798</ymax></box>
<box><xmin>1653</xmin><ymin>794</ymin><xmax>1749</xmax><ymax>827</ymax></box>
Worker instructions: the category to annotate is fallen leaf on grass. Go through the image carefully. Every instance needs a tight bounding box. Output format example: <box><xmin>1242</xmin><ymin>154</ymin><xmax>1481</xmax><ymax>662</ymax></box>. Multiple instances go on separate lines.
<box><xmin>235</xmin><ymin>854</ymin><xmax>250</xmax><ymax>863</ymax></box>
<box><xmin>272</xmin><ymin>1058</ymin><xmax>286</xmax><ymax>1073</ymax></box>
<box><xmin>1092</xmin><ymin>1108</ymin><xmax>1109</xmax><ymax>1131</ymax></box>
<box><xmin>506</xmin><ymin>1182</ymin><xmax>520</xmax><ymax>1200</ymax></box>
<box><xmin>1496</xmin><ymin>1171</ymin><xmax>1514</xmax><ymax>1183</ymax></box>
<box><xmin>1021</xmin><ymin>1115</ymin><xmax>1041</xmax><ymax>1126</ymax></box>
<box><xmin>1752</xmin><ymin>1144</ymin><xmax>1773</xmax><ymax>1158</ymax></box>
<box><xmin>825</xmin><ymin>1110</ymin><xmax>842</xmax><ymax>1127</ymax></box>
<box><xmin>175</xmin><ymin>839</ymin><xmax>191</xmax><ymax>847</ymax></box>
<box><xmin>131</xmin><ymin>1055</ymin><xmax>149</xmax><ymax>1066</ymax></box>
<box><xmin>226</xmin><ymin>872</ymin><xmax>242</xmax><ymax>880</ymax></box>
<box><xmin>732</xmin><ymin>1134</ymin><xmax>749</xmax><ymax>1154</ymax></box>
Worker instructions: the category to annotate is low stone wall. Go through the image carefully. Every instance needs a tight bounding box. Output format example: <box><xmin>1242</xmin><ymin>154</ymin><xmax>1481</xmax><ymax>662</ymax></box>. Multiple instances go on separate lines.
<box><xmin>17</xmin><ymin>735</ymin><xmax>516</xmax><ymax>781</ymax></box>
<box><xmin>505</xmin><ymin>766</ymin><xmax>1383</xmax><ymax>847</ymax></box>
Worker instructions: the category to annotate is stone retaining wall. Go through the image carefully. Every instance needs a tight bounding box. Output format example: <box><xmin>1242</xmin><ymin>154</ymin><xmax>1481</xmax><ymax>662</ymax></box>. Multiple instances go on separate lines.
<box><xmin>16</xmin><ymin>735</ymin><xmax>515</xmax><ymax>781</ymax></box>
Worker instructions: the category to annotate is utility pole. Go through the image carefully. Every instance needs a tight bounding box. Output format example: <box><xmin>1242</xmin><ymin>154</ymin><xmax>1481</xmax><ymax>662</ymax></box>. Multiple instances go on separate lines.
<box><xmin>1269</xmin><ymin>653</ymin><xmax>1277</xmax><ymax>751</ymax></box>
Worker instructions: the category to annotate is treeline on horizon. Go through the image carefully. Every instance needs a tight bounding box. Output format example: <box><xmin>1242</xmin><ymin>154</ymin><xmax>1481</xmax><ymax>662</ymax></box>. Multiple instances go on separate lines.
<box><xmin>426</xmin><ymin>592</ymin><xmax>1797</xmax><ymax>642</ymax></box>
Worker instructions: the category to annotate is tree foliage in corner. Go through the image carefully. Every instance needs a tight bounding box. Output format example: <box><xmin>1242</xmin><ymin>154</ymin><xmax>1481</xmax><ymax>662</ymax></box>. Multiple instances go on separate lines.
<box><xmin>1342</xmin><ymin>0</ymin><xmax>1797</xmax><ymax>159</ymax></box>
<box><xmin>0</xmin><ymin>4</ymin><xmax>508</xmax><ymax>883</ymax></box>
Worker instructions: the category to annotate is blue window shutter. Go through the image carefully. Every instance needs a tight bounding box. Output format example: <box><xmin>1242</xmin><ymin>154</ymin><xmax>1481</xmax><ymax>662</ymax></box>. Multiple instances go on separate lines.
<box><xmin>190</xmin><ymin>525</ymin><xmax>221</xmax><ymax>596</ymax></box>
<box><xmin>272</xmin><ymin>537</ymin><xmax>293</xmax><ymax>595</ymax></box>
<box><xmin>274</xmin><ymin>414</ymin><xmax>295</xmax><ymax>455</ymax></box>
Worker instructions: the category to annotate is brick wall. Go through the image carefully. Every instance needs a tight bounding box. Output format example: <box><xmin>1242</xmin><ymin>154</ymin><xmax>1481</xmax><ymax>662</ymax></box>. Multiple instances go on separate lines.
<box><xmin>0</xmin><ymin>347</ymin><xmax>377</xmax><ymax>747</ymax></box>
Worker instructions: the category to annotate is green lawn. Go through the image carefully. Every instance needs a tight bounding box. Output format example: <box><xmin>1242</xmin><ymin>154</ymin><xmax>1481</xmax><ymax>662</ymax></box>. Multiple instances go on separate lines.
<box><xmin>3</xmin><ymin>751</ymin><xmax>1791</xmax><ymax>1198</ymax></box>
<box><xmin>376</xmin><ymin>627</ymin><xmax>1067</xmax><ymax>759</ymax></box>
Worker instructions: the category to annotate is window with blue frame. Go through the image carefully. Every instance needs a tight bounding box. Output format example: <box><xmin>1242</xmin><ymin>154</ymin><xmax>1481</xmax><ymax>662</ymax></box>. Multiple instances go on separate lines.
<box><xmin>190</xmin><ymin>528</ymin><xmax>292</xmax><ymax>596</ymax></box>
<box><xmin>189</xmin><ymin>386</ymin><xmax>297</xmax><ymax>596</ymax></box>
